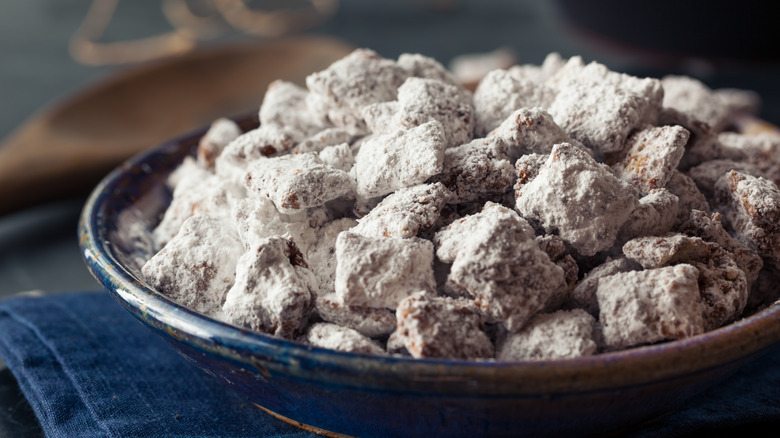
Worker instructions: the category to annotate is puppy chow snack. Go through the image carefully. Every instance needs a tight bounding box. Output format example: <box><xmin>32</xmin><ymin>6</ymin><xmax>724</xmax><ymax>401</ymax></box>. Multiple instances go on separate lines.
<box><xmin>609</xmin><ymin>125</ymin><xmax>689</xmax><ymax>195</ymax></box>
<box><xmin>394</xmin><ymin>292</ymin><xmax>494</xmax><ymax>359</ymax></box>
<box><xmin>713</xmin><ymin>171</ymin><xmax>780</xmax><ymax>270</ymax></box>
<box><xmin>352</xmin><ymin>183</ymin><xmax>452</xmax><ymax>238</ymax></box>
<box><xmin>143</xmin><ymin>47</ymin><xmax>779</xmax><ymax>361</ymax></box>
<box><xmin>334</xmin><ymin>231</ymin><xmax>435</xmax><ymax>309</ymax></box>
<box><xmin>490</xmin><ymin>107</ymin><xmax>586</xmax><ymax>161</ymax></box>
<box><xmin>496</xmin><ymin>309</ymin><xmax>597</xmax><ymax>361</ymax></box>
<box><xmin>473</xmin><ymin>69</ymin><xmax>557</xmax><ymax>136</ymax></box>
<box><xmin>303</xmin><ymin>322</ymin><xmax>385</xmax><ymax>355</ymax></box>
<box><xmin>143</xmin><ymin>214</ymin><xmax>243</xmax><ymax>316</ymax></box>
<box><xmin>435</xmin><ymin>203</ymin><xmax>566</xmax><ymax>331</ymax></box>
<box><xmin>352</xmin><ymin>120</ymin><xmax>446</xmax><ymax>198</ymax></box>
<box><xmin>428</xmin><ymin>137</ymin><xmax>515</xmax><ymax>204</ymax></box>
<box><xmin>245</xmin><ymin>152</ymin><xmax>354</xmax><ymax>215</ymax></box>
<box><xmin>197</xmin><ymin>118</ymin><xmax>242</xmax><ymax>169</ymax></box>
<box><xmin>546</xmin><ymin>59</ymin><xmax>664</xmax><ymax>154</ymax></box>
<box><xmin>597</xmin><ymin>265</ymin><xmax>704</xmax><ymax>349</ymax></box>
<box><xmin>222</xmin><ymin>235</ymin><xmax>316</xmax><ymax>338</ymax></box>
<box><xmin>515</xmin><ymin>142</ymin><xmax>639</xmax><ymax>256</ymax></box>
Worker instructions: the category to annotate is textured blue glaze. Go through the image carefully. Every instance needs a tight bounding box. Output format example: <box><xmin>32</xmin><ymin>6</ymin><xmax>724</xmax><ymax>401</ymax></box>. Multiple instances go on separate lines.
<box><xmin>79</xmin><ymin>116</ymin><xmax>780</xmax><ymax>438</ymax></box>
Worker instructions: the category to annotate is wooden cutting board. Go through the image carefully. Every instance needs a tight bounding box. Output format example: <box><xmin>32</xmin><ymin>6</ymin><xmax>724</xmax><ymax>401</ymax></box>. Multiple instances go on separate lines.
<box><xmin>0</xmin><ymin>35</ymin><xmax>354</xmax><ymax>215</ymax></box>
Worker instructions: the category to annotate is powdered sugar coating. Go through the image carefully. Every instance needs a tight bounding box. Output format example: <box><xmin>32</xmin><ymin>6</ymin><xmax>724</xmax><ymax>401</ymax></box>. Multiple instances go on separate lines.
<box><xmin>353</xmin><ymin>121</ymin><xmax>446</xmax><ymax>198</ymax></box>
<box><xmin>610</xmin><ymin>125</ymin><xmax>689</xmax><ymax>195</ymax></box>
<box><xmin>395</xmin><ymin>77</ymin><xmax>475</xmax><ymax>148</ymax></box>
<box><xmin>515</xmin><ymin>143</ymin><xmax>639</xmax><ymax>256</ymax></box>
<box><xmin>713</xmin><ymin>171</ymin><xmax>780</xmax><ymax>270</ymax></box>
<box><xmin>428</xmin><ymin>137</ymin><xmax>515</xmax><ymax>204</ymax></box>
<box><xmin>395</xmin><ymin>292</ymin><xmax>494</xmax><ymax>359</ymax></box>
<box><xmin>489</xmin><ymin>107</ymin><xmax>585</xmax><ymax>161</ymax></box>
<box><xmin>259</xmin><ymin>80</ymin><xmax>322</xmax><ymax>136</ymax></box>
<box><xmin>352</xmin><ymin>183</ymin><xmax>452</xmax><ymax>238</ymax></box>
<box><xmin>315</xmin><ymin>294</ymin><xmax>396</xmax><ymax>338</ymax></box>
<box><xmin>623</xmin><ymin>234</ymin><xmax>712</xmax><ymax>269</ymax></box>
<box><xmin>616</xmin><ymin>189</ymin><xmax>680</xmax><ymax>245</ymax></box>
<box><xmin>305</xmin><ymin>48</ymin><xmax>408</xmax><ymax>133</ymax></box>
<box><xmin>334</xmin><ymin>231</ymin><xmax>435</xmax><ymax>309</ymax></box>
<box><xmin>597</xmin><ymin>264</ymin><xmax>704</xmax><ymax>349</ymax></box>
<box><xmin>547</xmin><ymin>61</ymin><xmax>663</xmax><ymax>154</ymax></box>
<box><xmin>662</xmin><ymin>75</ymin><xmax>737</xmax><ymax>133</ymax></box>
<box><xmin>567</xmin><ymin>257</ymin><xmax>641</xmax><ymax>316</ymax></box>
<box><xmin>245</xmin><ymin>152</ymin><xmax>353</xmax><ymax>215</ymax></box>
<box><xmin>197</xmin><ymin>118</ymin><xmax>242</xmax><ymax>169</ymax></box>
<box><xmin>230</xmin><ymin>197</ymin><xmax>316</xmax><ymax>253</ymax></box>
<box><xmin>688</xmin><ymin>159</ymin><xmax>763</xmax><ymax>200</ymax></box>
<box><xmin>143</xmin><ymin>214</ymin><xmax>243</xmax><ymax>316</ymax></box>
<box><xmin>434</xmin><ymin>203</ymin><xmax>566</xmax><ymax>331</ymax></box>
<box><xmin>294</xmin><ymin>127</ymin><xmax>353</xmax><ymax>155</ymax></box>
<box><xmin>303</xmin><ymin>322</ymin><xmax>385</xmax><ymax>355</ymax></box>
<box><xmin>318</xmin><ymin>143</ymin><xmax>354</xmax><ymax>172</ymax></box>
<box><xmin>496</xmin><ymin>309</ymin><xmax>597</xmax><ymax>360</ymax></box>
<box><xmin>398</xmin><ymin>53</ymin><xmax>459</xmax><ymax>86</ymax></box>
<box><xmin>680</xmin><ymin>209</ymin><xmax>763</xmax><ymax>284</ymax></box>
<box><xmin>473</xmin><ymin>69</ymin><xmax>557</xmax><ymax>136</ymax></box>
<box><xmin>665</xmin><ymin>170</ymin><xmax>711</xmax><ymax>224</ymax></box>
<box><xmin>222</xmin><ymin>235</ymin><xmax>315</xmax><ymax>338</ymax></box>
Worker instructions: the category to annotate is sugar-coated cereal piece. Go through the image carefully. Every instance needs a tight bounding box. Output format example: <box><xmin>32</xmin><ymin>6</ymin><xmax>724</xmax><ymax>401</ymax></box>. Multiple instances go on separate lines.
<box><xmin>665</xmin><ymin>170</ymin><xmax>711</xmax><ymax>224</ymax></box>
<box><xmin>353</xmin><ymin>121</ymin><xmax>446</xmax><ymax>198</ymax></box>
<box><xmin>245</xmin><ymin>152</ymin><xmax>353</xmax><ymax>215</ymax></box>
<box><xmin>303</xmin><ymin>322</ymin><xmax>385</xmax><ymax>355</ymax></box>
<box><xmin>547</xmin><ymin>61</ymin><xmax>663</xmax><ymax>154</ymax></box>
<box><xmin>597</xmin><ymin>264</ymin><xmax>704</xmax><ymax>349</ymax></box>
<box><xmin>153</xmin><ymin>160</ymin><xmax>233</xmax><ymax>248</ymax></box>
<box><xmin>315</xmin><ymin>294</ymin><xmax>396</xmax><ymax>338</ymax></box>
<box><xmin>515</xmin><ymin>143</ymin><xmax>639</xmax><ymax>256</ymax></box>
<box><xmin>397</xmin><ymin>53</ymin><xmax>459</xmax><ymax>86</ymax></box>
<box><xmin>622</xmin><ymin>234</ymin><xmax>749</xmax><ymax>330</ymax></box>
<box><xmin>489</xmin><ymin>107</ymin><xmax>586</xmax><ymax>161</ymax></box>
<box><xmin>623</xmin><ymin>234</ymin><xmax>712</xmax><ymax>269</ymax></box>
<box><xmin>142</xmin><ymin>214</ymin><xmax>243</xmax><ymax>315</ymax></box>
<box><xmin>435</xmin><ymin>203</ymin><xmax>566</xmax><ymax>331</ymax></box>
<box><xmin>334</xmin><ymin>231</ymin><xmax>435</xmax><ymax>309</ymax></box>
<box><xmin>222</xmin><ymin>235</ymin><xmax>315</xmax><ymax>338</ymax></box>
<box><xmin>294</xmin><ymin>127</ymin><xmax>353</xmax><ymax>154</ymax></box>
<box><xmin>352</xmin><ymin>183</ymin><xmax>452</xmax><ymax>238</ymax></box>
<box><xmin>717</xmin><ymin>132</ymin><xmax>780</xmax><ymax>187</ymax></box>
<box><xmin>680</xmin><ymin>209</ymin><xmax>763</xmax><ymax>284</ymax></box>
<box><xmin>395</xmin><ymin>292</ymin><xmax>494</xmax><ymax>359</ymax></box>
<box><xmin>512</xmin><ymin>152</ymin><xmax>548</xmax><ymax>193</ymax></box>
<box><xmin>428</xmin><ymin>137</ymin><xmax>515</xmax><ymax>204</ymax></box>
<box><xmin>361</xmin><ymin>101</ymin><xmax>400</xmax><ymax>135</ymax></box>
<box><xmin>496</xmin><ymin>309</ymin><xmax>597</xmax><ymax>360</ymax></box>
<box><xmin>305</xmin><ymin>48</ymin><xmax>408</xmax><ymax>133</ymax></box>
<box><xmin>566</xmin><ymin>257</ymin><xmax>641</xmax><ymax>316</ymax></box>
<box><xmin>616</xmin><ymin>189</ymin><xmax>680</xmax><ymax>244</ymax></box>
<box><xmin>713</xmin><ymin>171</ymin><xmax>780</xmax><ymax>270</ymax></box>
<box><xmin>687</xmin><ymin>159</ymin><xmax>764</xmax><ymax>200</ymax></box>
<box><xmin>230</xmin><ymin>197</ymin><xmax>316</xmax><ymax>253</ymax></box>
<box><xmin>220</xmin><ymin>124</ymin><xmax>301</xmax><ymax>163</ymax></box>
<box><xmin>306</xmin><ymin>218</ymin><xmax>358</xmax><ymax>295</ymax></box>
<box><xmin>259</xmin><ymin>80</ymin><xmax>322</xmax><ymax>136</ymax></box>
<box><xmin>396</xmin><ymin>77</ymin><xmax>475</xmax><ymax>148</ymax></box>
<box><xmin>536</xmin><ymin>235</ymin><xmax>579</xmax><ymax>310</ymax></box>
<box><xmin>318</xmin><ymin>143</ymin><xmax>354</xmax><ymax>172</ymax></box>
<box><xmin>197</xmin><ymin>118</ymin><xmax>242</xmax><ymax>169</ymax></box>
<box><xmin>473</xmin><ymin>69</ymin><xmax>557</xmax><ymax>136</ymax></box>
<box><xmin>661</xmin><ymin>75</ymin><xmax>738</xmax><ymax>133</ymax></box>
<box><xmin>610</xmin><ymin>125</ymin><xmax>689</xmax><ymax>195</ymax></box>
<box><xmin>385</xmin><ymin>330</ymin><xmax>410</xmax><ymax>356</ymax></box>
<box><xmin>506</xmin><ymin>52</ymin><xmax>567</xmax><ymax>84</ymax></box>
<box><xmin>657</xmin><ymin>107</ymin><xmax>724</xmax><ymax>170</ymax></box>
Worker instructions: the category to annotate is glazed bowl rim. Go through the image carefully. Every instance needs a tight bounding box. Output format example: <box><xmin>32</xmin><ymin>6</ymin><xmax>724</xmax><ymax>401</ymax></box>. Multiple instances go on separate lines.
<box><xmin>79</xmin><ymin>119</ymin><xmax>780</xmax><ymax>395</ymax></box>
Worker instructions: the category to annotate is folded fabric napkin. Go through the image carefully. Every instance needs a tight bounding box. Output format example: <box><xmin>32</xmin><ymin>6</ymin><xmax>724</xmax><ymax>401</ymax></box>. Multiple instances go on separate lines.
<box><xmin>0</xmin><ymin>291</ymin><xmax>778</xmax><ymax>438</ymax></box>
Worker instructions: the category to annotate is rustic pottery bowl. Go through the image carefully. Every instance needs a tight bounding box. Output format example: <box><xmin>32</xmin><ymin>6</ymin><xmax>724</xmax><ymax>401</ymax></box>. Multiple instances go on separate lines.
<box><xmin>79</xmin><ymin>116</ymin><xmax>780</xmax><ymax>438</ymax></box>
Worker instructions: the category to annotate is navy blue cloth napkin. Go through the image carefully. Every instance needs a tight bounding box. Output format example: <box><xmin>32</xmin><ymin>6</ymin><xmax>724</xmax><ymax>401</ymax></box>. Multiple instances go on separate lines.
<box><xmin>1</xmin><ymin>291</ymin><xmax>778</xmax><ymax>438</ymax></box>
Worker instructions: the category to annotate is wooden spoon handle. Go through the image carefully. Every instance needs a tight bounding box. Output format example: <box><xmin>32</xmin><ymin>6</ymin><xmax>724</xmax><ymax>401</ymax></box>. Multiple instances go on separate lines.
<box><xmin>0</xmin><ymin>36</ymin><xmax>354</xmax><ymax>215</ymax></box>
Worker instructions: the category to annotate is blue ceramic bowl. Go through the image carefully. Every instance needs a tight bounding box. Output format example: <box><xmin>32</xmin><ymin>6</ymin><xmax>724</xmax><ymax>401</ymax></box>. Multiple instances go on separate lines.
<box><xmin>80</xmin><ymin>116</ymin><xmax>780</xmax><ymax>438</ymax></box>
